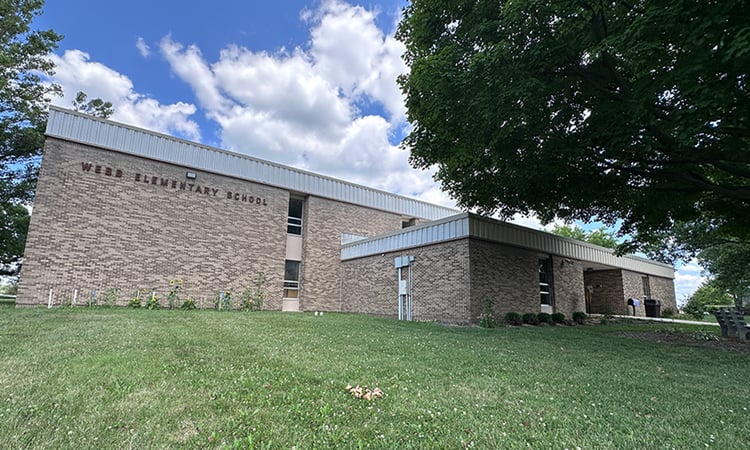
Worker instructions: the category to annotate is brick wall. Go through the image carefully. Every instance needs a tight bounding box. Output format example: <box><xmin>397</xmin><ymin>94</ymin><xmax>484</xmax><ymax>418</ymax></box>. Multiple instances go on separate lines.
<box><xmin>649</xmin><ymin>276</ymin><xmax>677</xmax><ymax>313</ymax></box>
<box><xmin>551</xmin><ymin>256</ymin><xmax>586</xmax><ymax>318</ymax></box>
<box><xmin>584</xmin><ymin>270</ymin><xmax>627</xmax><ymax>315</ymax></box>
<box><xmin>300</xmin><ymin>196</ymin><xmax>403</xmax><ymax>312</ymax></box>
<box><xmin>583</xmin><ymin>269</ymin><xmax>676</xmax><ymax>316</ymax></box>
<box><xmin>469</xmin><ymin>239</ymin><xmax>539</xmax><ymax>319</ymax></box>
<box><xmin>19</xmin><ymin>138</ymin><xmax>290</xmax><ymax>308</ymax></box>
<box><xmin>341</xmin><ymin>239</ymin><xmax>472</xmax><ymax>324</ymax></box>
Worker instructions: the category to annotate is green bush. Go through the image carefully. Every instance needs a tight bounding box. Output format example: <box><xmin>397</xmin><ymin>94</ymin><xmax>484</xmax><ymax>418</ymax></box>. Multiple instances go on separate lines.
<box><xmin>682</xmin><ymin>302</ymin><xmax>705</xmax><ymax>321</ymax></box>
<box><xmin>522</xmin><ymin>313</ymin><xmax>539</xmax><ymax>325</ymax></box>
<box><xmin>145</xmin><ymin>292</ymin><xmax>160</xmax><ymax>310</ymax></box>
<box><xmin>661</xmin><ymin>307</ymin><xmax>675</xmax><ymax>318</ymax></box>
<box><xmin>551</xmin><ymin>312</ymin><xmax>565</xmax><ymax>324</ymax></box>
<box><xmin>572</xmin><ymin>311</ymin><xmax>587</xmax><ymax>324</ymax></box>
<box><xmin>181</xmin><ymin>298</ymin><xmax>196</xmax><ymax>310</ymax></box>
<box><xmin>537</xmin><ymin>312</ymin><xmax>551</xmax><ymax>324</ymax></box>
<box><xmin>504</xmin><ymin>312</ymin><xmax>522</xmax><ymax>326</ymax></box>
<box><xmin>101</xmin><ymin>288</ymin><xmax>119</xmax><ymax>307</ymax></box>
<box><xmin>478</xmin><ymin>313</ymin><xmax>496</xmax><ymax>328</ymax></box>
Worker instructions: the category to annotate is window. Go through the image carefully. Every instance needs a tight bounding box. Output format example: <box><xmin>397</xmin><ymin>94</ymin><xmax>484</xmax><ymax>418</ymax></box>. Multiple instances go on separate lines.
<box><xmin>539</xmin><ymin>258</ymin><xmax>552</xmax><ymax>305</ymax></box>
<box><xmin>287</xmin><ymin>197</ymin><xmax>304</xmax><ymax>235</ymax></box>
<box><xmin>283</xmin><ymin>260</ymin><xmax>300</xmax><ymax>298</ymax></box>
<box><xmin>402</xmin><ymin>218</ymin><xmax>417</xmax><ymax>228</ymax></box>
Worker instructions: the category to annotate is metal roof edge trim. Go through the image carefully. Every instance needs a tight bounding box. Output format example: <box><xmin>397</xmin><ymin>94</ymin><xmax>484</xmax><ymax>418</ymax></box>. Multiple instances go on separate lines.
<box><xmin>342</xmin><ymin>212</ymin><xmax>674</xmax><ymax>279</ymax></box>
<box><xmin>466</xmin><ymin>213</ymin><xmax>674</xmax><ymax>278</ymax></box>
<box><xmin>340</xmin><ymin>213</ymin><xmax>470</xmax><ymax>260</ymax></box>
<box><xmin>467</xmin><ymin>213</ymin><xmax>671</xmax><ymax>267</ymax></box>
<box><xmin>45</xmin><ymin>106</ymin><xmax>458</xmax><ymax>220</ymax></box>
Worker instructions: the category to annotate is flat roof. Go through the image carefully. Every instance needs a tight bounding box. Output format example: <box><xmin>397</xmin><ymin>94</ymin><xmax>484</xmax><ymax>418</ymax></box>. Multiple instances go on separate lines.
<box><xmin>341</xmin><ymin>213</ymin><xmax>675</xmax><ymax>279</ymax></box>
<box><xmin>45</xmin><ymin>107</ymin><xmax>458</xmax><ymax>221</ymax></box>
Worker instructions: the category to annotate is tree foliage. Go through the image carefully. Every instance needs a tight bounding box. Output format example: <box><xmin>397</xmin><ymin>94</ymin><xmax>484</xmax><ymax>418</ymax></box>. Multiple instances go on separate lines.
<box><xmin>682</xmin><ymin>280</ymin><xmax>735</xmax><ymax>320</ymax></box>
<box><xmin>72</xmin><ymin>91</ymin><xmax>113</xmax><ymax>119</ymax></box>
<box><xmin>0</xmin><ymin>0</ymin><xmax>61</xmax><ymax>275</ymax></box>
<box><xmin>397</xmin><ymin>0</ymin><xmax>750</xmax><ymax>255</ymax></box>
<box><xmin>698</xmin><ymin>241</ymin><xmax>750</xmax><ymax>307</ymax></box>
<box><xmin>550</xmin><ymin>224</ymin><xmax>618</xmax><ymax>249</ymax></box>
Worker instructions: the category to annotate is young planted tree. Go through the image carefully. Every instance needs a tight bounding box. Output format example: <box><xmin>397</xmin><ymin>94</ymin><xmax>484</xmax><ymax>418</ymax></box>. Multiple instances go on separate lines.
<box><xmin>398</xmin><ymin>1</ymin><xmax>750</xmax><ymax>256</ymax></box>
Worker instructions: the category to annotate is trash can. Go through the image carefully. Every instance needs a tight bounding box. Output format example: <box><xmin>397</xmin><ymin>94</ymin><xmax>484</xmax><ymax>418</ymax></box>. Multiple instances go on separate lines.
<box><xmin>644</xmin><ymin>299</ymin><xmax>661</xmax><ymax>318</ymax></box>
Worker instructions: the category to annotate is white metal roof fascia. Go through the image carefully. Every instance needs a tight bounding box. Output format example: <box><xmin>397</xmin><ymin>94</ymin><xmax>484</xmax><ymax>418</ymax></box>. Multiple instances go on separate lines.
<box><xmin>45</xmin><ymin>107</ymin><xmax>458</xmax><ymax>221</ymax></box>
<box><xmin>341</xmin><ymin>213</ymin><xmax>674</xmax><ymax>279</ymax></box>
<box><xmin>340</xmin><ymin>213</ymin><xmax>471</xmax><ymax>260</ymax></box>
<box><xmin>467</xmin><ymin>214</ymin><xmax>674</xmax><ymax>279</ymax></box>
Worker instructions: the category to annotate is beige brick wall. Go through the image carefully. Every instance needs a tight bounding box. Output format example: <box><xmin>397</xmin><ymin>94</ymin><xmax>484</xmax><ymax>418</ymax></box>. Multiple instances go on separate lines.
<box><xmin>649</xmin><ymin>275</ymin><xmax>677</xmax><ymax>313</ymax></box>
<box><xmin>583</xmin><ymin>270</ymin><xmax>676</xmax><ymax>316</ymax></box>
<box><xmin>584</xmin><ymin>270</ymin><xmax>627</xmax><ymax>315</ymax></box>
<box><xmin>469</xmin><ymin>239</ymin><xmax>539</xmax><ymax>318</ymax></box>
<box><xmin>19</xmin><ymin>138</ymin><xmax>290</xmax><ymax>308</ymax></box>
<box><xmin>341</xmin><ymin>239</ymin><xmax>471</xmax><ymax>324</ymax></box>
<box><xmin>300</xmin><ymin>196</ymin><xmax>403</xmax><ymax>312</ymax></box>
<box><xmin>551</xmin><ymin>256</ymin><xmax>586</xmax><ymax>318</ymax></box>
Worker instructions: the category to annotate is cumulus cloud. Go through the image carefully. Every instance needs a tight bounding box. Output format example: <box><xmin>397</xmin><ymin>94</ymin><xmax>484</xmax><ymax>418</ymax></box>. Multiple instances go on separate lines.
<box><xmin>158</xmin><ymin>0</ymin><xmax>439</xmax><ymax>199</ymax></box>
<box><xmin>136</xmin><ymin>37</ymin><xmax>151</xmax><ymax>57</ymax></box>
<box><xmin>674</xmin><ymin>259</ymin><xmax>706</xmax><ymax>305</ymax></box>
<box><xmin>48</xmin><ymin>50</ymin><xmax>200</xmax><ymax>140</ymax></box>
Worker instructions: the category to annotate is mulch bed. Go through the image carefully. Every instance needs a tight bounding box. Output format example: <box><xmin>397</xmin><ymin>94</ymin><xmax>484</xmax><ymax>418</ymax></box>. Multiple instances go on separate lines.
<box><xmin>617</xmin><ymin>330</ymin><xmax>750</xmax><ymax>354</ymax></box>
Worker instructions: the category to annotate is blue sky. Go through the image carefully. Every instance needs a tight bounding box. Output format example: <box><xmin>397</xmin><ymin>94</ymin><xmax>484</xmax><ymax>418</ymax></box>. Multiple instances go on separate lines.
<box><xmin>34</xmin><ymin>0</ymin><xmax>703</xmax><ymax>301</ymax></box>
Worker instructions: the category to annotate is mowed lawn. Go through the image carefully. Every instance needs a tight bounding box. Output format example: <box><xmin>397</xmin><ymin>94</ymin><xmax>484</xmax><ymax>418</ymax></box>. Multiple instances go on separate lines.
<box><xmin>0</xmin><ymin>307</ymin><xmax>747</xmax><ymax>449</ymax></box>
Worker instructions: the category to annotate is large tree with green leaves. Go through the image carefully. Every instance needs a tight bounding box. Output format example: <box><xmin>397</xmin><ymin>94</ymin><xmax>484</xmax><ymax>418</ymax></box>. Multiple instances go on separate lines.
<box><xmin>0</xmin><ymin>0</ymin><xmax>61</xmax><ymax>275</ymax></box>
<box><xmin>550</xmin><ymin>224</ymin><xmax>619</xmax><ymax>249</ymax></box>
<box><xmin>398</xmin><ymin>0</ymin><xmax>750</xmax><ymax>256</ymax></box>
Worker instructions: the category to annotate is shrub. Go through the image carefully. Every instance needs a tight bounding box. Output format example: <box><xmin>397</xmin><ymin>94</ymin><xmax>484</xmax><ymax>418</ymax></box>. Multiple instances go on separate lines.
<box><xmin>661</xmin><ymin>307</ymin><xmax>675</xmax><ymax>318</ymax></box>
<box><xmin>522</xmin><ymin>313</ymin><xmax>539</xmax><ymax>325</ymax></box>
<box><xmin>551</xmin><ymin>312</ymin><xmax>565</xmax><ymax>324</ymax></box>
<box><xmin>145</xmin><ymin>292</ymin><xmax>160</xmax><ymax>310</ymax></box>
<box><xmin>478</xmin><ymin>313</ymin><xmax>496</xmax><ymax>328</ymax></box>
<box><xmin>537</xmin><ymin>312</ymin><xmax>551</xmax><ymax>324</ymax></box>
<box><xmin>214</xmin><ymin>290</ymin><xmax>233</xmax><ymax>311</ymax></box>
<box><xmin>478</xmin><ymin>297</ymin><xmax>496</xmax><ymax>328</ymax></box>
<box><xmin>682</xmin><ymin>302</ymin><xmax>705</xmax><ymax>321</ymax></box>
<box><xmin>166</xmin><ymin>279</ymin><xmax>182</xmax><ymax>309</ymax></box>
<box><xmin>181</xmin><ymin>298</ymin><xmax>196</xmax><ymax>310</ymax></box>
<box><xmin>239</xmin><ymin>273</ymin><xmax>266</xmax><ymax>312</ymax></box>
<box><xmin>572</xmin><ymin>311</ymin><xmax>587</xmax><ymax>324</ymax></box>
<box><xmin>504</xmin><ymin>312</ymin><xmax>522</xmax><ymax>326</ymax></box>
<box><xmin>101</xmin><ymin>288</ymin><xmax>119</xmax><ymax>307</ymax></box>
<box><xmin>128</xmin><ymin>288</ymin><xmax>146</xmax><ymax>308</ymax></box>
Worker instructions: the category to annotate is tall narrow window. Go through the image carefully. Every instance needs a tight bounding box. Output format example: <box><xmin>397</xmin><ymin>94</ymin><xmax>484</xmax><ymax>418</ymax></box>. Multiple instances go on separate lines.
<box><xmin>539</xmin><ymin>258</ymin><xmax>552</xmax><ymax>305</ymax></box>
<box><xmin>283</xmin><ymin>260</ymin><xmax>300</xmax><ymax>298</ymax></box>
<box><xmin>642</xmin><ymin>276</ymin><xmax>651</xmax><ymax>299</ymax></box>
<box><xmin>287</xmin><ymin>197</ymin><xmax>304</xmax><ymax>235</ymax></box>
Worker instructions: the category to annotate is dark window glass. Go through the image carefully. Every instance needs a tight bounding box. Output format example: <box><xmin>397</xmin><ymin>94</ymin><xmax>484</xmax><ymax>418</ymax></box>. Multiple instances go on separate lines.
<box><xmin>287</xmin><ymin>197</ymin><xmax>304</xmax><ymax>234</ymax></box>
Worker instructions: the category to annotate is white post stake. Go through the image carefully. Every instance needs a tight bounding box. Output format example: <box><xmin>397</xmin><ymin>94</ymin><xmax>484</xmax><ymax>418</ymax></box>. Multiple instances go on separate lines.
<box><xmin>72</xmin><ymin>289</ymin><xmax>78</xmax><ymax>306</ymax></box>
<box><xmin>48</xmin><ymin>289</ymin><xmax>53</xmax><ymax>309</ymax></box>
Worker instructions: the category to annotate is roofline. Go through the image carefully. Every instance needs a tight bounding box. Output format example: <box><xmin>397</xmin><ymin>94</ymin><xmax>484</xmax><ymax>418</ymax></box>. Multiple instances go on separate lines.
<box><xmin>45</xmin><ymin>106</ymin><xmax>459</xmax><ymax>221</ymax></box>
<box><xmin>341</xmin><ymin>212</ymin><xmax>675</xmax><ymax>279</ymax></box>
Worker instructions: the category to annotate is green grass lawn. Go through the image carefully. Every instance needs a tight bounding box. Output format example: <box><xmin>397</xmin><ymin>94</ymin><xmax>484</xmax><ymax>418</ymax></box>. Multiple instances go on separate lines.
<box><xmin>0</xmin><ymin>307</ymin><xmax>747</xmax><ymax>449</ymax></box>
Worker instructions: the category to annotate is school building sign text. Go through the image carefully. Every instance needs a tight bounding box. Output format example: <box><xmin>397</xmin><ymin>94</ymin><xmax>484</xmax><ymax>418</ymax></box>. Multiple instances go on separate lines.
<box><xmin>81</xmin><ymin>162</ymin><xmax>268</xmax><ymax>206</ymax></box>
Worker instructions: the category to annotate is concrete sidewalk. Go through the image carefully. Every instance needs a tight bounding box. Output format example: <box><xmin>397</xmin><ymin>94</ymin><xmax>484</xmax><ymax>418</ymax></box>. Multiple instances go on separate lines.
<box><xmin>606</xmin><ymin>314</ymin><xmax>718</xmax><ymax>326</ymax></box>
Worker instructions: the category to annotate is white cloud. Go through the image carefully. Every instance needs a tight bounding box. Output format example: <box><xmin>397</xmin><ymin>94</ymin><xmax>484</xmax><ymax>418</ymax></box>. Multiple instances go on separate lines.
<box><xmin>158</xmin><ymin>0</ymin><xmax>445</xmax><ymax>205</ymax></box>
<box><xmin>160</xmin><ymin>36</ymin><xmax>231</xmax><ymax>115</ymax></box>
<box><xmin>48</xmin><ymin>50</ymin><xmax>200</xmax><ymax>140</ymax></box>
<box><xmin>136</xmin><ymin>37</ymin><xmax>151</xmax><ymax>57</ymax></box>
<box><xmin>674</xmin><ymin>259</ymin><xmax>706</xmax><ymax>306</ymax></box>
